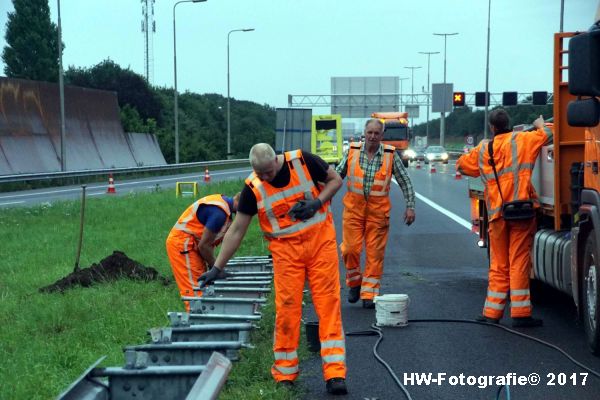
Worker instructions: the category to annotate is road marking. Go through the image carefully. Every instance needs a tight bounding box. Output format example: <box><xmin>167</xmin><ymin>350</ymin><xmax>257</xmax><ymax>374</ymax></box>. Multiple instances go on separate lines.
<box><xmin>0</xmin><ymin>201</ymin><xmax>25</xmax><ymax>206</ymax></box>
<box><xmin>415</xmin><ymin>192</ymin><xmax>472</xmax><ymax>231</ymax></box>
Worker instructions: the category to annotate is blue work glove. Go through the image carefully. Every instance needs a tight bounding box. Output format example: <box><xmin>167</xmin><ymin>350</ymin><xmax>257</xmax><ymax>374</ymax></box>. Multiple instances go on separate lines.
<box><xmin>198</xmin><ymin>266</ymin><xmax>228</xmax><ymax>288</ymax></box>
<box><xmin>288</xmin><ymin>199</ymin><xmax>322</xmax><ymax>221</ymax></box>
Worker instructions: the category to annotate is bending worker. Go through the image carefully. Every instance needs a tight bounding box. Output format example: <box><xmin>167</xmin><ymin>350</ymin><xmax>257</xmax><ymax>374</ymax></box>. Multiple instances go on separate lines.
<box><xmin>166</xmin><ymin>193</ymin><xmax>239</xmax><ymax>311</ymax></box>
<box><xmin>336</xmin><ymin>119</ymin><xmax>416</xmax><ymax>309</ymax></box>
<box><xmin>456</xmin><ymin>110</ymin><xmax>552</xmax><ymax>327</ymax></box>
<box><xmin>199</xmin><ymin>143</ymin><xmax>348</xmax><ymax>395</ymax></box>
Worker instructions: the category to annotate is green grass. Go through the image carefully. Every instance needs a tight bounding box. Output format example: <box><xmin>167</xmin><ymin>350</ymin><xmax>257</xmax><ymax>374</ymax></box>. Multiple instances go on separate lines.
<box><xmin>0</xmin><ymin>178</ymin><xmax>300</xmax><ymax>399</ymax></box>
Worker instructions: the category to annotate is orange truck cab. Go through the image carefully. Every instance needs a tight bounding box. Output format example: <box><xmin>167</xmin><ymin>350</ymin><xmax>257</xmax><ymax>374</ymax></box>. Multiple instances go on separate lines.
<box><xmin>466</xmin><ymin>13</ymin><xmax>600</xmax><ymax>355</ymax></box>
<box><xmin>371</xmin><ymin>112</ymin><xmax>411</xmax><ymax>166</ymax></box>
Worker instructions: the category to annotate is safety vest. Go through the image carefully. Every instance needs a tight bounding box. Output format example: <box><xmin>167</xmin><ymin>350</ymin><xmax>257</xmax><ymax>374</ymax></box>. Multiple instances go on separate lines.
<box><xmin>474</xmin><ymin>130</ymin><xmax>549</xmax><ymax>221</ymax></box>
<box><xmin>172</xmin><ymin>194</ymin><xmax>232</xmax><ymax>245</ymax></box>
<box><xmin>246</xmin><ymin>150</ymin><xmax>329</xmax><ymax>239</ymax></box>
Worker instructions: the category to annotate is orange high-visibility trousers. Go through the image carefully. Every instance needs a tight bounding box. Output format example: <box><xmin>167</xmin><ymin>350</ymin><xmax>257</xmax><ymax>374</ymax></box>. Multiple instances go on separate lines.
<box><xmin>340</xmin><ymin>197</ymin><xmax>390</xmax><ymax>300</ymax></box>
<box><xmin>269</xmin><ymin>220</ymin><xmax>346</xmax><ymax>382</ymax></box>
<box><xmin>166</xmin><ymin>232</ymin><xmax>207</xmax><ymax>312</ymax></box>
<box><xmin>483</xmin><ymin>217</ymin><xmax>537</xmax><ymax>319</ymax></box>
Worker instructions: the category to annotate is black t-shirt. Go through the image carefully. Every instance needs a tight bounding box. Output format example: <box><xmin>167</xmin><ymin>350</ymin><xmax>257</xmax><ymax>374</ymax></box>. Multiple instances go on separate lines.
<box><xmin>238</xmin><ymin>151</ymin><xmax>330</xmax><ymax>216</ymax></box>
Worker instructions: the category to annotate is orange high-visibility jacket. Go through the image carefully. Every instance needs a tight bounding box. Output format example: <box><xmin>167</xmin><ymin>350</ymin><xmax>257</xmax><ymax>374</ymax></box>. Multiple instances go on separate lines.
<box><xmin>345</xmin><ymin>142</ymin><xmax>395</xmax><ymax>213</ymax></box>
<box><xmin>245</xmin><ymin>150</ymin><xmax>329</xmax><ymax>238</ymax></box>
<box><xmin>171</xmin><ymin>194</ymin><xmax>233</xmax><ymax>245</ymax></box>
<box><xmin>456</xmin><ymin>126</ymin><xmax>553</xmax><ymax>221</ymax></box>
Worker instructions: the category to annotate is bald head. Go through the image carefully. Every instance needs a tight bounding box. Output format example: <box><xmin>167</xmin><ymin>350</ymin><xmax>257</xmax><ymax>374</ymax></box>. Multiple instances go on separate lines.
<box><xmin>249</xmin><ymin>143</ymin><xmax>276</xmax><ymax>170</ymax></box>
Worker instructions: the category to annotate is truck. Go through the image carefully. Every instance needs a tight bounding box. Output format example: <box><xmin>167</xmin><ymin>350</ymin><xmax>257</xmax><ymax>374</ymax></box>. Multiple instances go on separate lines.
<box><xmin>467</xmin><ymin>14</ymin><xmax>600</xmax><ymax>354</ymax></box>
<box><xmin>371</xmin><ymin>111</ymin><xmax>411</xmax><ymax>166</ymax></box>
<box><xmin>311</xmin><ymin>114</ymin><xmax>343</xmax><ymax>165</ymax></box>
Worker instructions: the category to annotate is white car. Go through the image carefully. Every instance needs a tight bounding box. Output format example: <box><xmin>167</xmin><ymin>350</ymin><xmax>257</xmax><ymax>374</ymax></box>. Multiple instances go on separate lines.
<box><xmin>424</xmin><ymin>146</ymin><xmax>449</xmax><ymax>164</ymax></box>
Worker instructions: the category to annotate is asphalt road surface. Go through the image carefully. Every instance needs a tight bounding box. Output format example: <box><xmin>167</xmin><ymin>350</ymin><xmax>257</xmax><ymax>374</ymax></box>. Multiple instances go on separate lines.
<box><xmin>300</xmin><ymin>161</ymin><xmax>600</xmax><ymax>400</ymax></box>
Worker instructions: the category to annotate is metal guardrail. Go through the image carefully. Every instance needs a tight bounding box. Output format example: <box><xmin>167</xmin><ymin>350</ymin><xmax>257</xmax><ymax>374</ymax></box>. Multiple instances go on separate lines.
<box><xmin>0</xmin><ymin>159</ymin><xmax>247</xmax><ymax>184</ymax></box>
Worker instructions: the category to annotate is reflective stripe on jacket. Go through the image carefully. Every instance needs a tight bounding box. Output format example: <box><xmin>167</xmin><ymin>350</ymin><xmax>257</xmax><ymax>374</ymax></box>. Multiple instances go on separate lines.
<box><xmin>456</xmin><ymin>126</ymin><xmax>553</xmax><ymax>221</ymax></box>
<box><xmin>172</xmin><ymin>194</ymin><xmax>232</xmax><ymax>245</ymax></box>
<box><xmin>246</xmin><ymin>150</ymin><xmax>329</xmax><ymax>238</ymax></box>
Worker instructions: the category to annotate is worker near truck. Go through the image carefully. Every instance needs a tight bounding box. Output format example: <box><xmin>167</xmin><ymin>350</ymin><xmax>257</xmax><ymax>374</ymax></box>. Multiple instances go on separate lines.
<box><xmin>165</xmin><ymin>193</ymin><xmax>239</xmax><ymax>311</ymax></box>
<box><xmin>456</xmin><ymin>109</ymin><xmax>553</xmax><ymax>327</ymax></box>
<box><xmin>336</xmin><ymin>119</ymin><xmax>416</xmax><ymax>309</ymax></box>
<box><xmin>198</xmin><ymin>143</ymin><xmax>348</xmax><ymax>395</ymax></box>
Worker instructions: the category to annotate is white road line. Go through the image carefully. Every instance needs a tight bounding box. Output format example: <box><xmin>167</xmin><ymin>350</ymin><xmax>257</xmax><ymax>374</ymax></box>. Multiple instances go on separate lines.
<box><xmin>0</xmin><ymin>201</ymin><xmax>25</xmax><ymax>206</ymax></box>
<box><xmin>415</xmin><ymin>192</ymin><xmax>472</xmax><ymax>231</ymax></box>
<box><xmin>392</xmin><ymin>177</ymin><xmax>472</xmax><ymax>231</ymax></box>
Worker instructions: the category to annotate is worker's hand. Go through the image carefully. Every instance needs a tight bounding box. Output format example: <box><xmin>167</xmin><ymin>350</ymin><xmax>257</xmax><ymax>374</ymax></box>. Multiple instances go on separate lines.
<box><xmin>288</xmin><ymin>199</ymin><xmax>322</xmax><ymax>221</ymax></box>
<box><xmin>533</xmin><ymin>115</ymin><xmax>545</xmax><ymax>129</ymax></box>
<box><xmin>198</xmin><ymin>266</ymin><xmax>228</xmax><ymax>288</ymax></box>
<box><xmin>404</xmin><ymin>208</ymin><xmax>415</xmax><ymax>226</ymax></box>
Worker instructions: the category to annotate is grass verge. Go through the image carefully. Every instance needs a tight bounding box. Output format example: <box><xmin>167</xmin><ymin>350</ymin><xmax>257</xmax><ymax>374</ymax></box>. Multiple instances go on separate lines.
<box><xmin>0</xmin><ymin>178</ymin><xmax>303</xmax><ymax>399</ymax></box>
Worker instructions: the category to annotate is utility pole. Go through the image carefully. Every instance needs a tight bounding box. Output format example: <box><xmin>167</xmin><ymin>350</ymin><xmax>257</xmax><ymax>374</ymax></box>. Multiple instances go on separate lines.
<box><xmin>433</xmin><ymin>32</ymin><xmax>459</xmax><ymax>148</ymax></box>
<box><xmin>418</xmin><ymin>51</ymin><xmax>439</xmax><ymax>143</ymax></box>
<box><xmin>484</xmin><ymin>0</ymin><xmax>491</xmax><ymax>139</ymax></box>
<box><xmin>57</xmin><ymin>0</ymin><xmax>66</xmax><ymax>171</ymax></box>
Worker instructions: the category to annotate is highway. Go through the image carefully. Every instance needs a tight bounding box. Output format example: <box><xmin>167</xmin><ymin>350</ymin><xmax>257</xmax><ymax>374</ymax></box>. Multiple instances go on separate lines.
<box><xmin>300</xmin><ymin>161</ymin><xmax>600</xmax><ymax>400</ymax></box>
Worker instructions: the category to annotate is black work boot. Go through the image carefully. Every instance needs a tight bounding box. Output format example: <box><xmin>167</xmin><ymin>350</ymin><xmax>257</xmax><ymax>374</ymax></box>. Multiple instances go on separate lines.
<box><xmin>475</xmin><ymin>315</ymin><xmax>500</xmax><ymax>324</ymax></box>
<box><xmin>347</xmin><ymin>286</ymin><xmax>360</xmax><ymax>303</ymax></box>
<box><xmin>326</xmin><ymin>377</ymin><xmax>348</xmax><ymax>395</ymax></box>
<box><xmin>362</xmin><ymin>299</ymin><xmax>375</xmax><ymax>309</ymax></box>
<box><xmin>277</xmin><ymin>380</ymin><xmax>294</xmax><ymax>389</ymax></box>
<box><xmin>512</xmin><ymin>316</ymin><xmax>543</xmax><ymax>328</ymax></box>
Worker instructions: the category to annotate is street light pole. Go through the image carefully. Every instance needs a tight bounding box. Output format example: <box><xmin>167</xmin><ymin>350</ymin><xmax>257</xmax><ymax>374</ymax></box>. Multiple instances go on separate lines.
<box><xmin>399</xmin><ymin>77</ymin><xmax>408</xmax><ymax>112</ymax></box>
<box><xmin>57</xmin><ymin>0</ymin><xmax>66</xmax><ymax>171</ymax></box>
<box><xmin>418</xmin><ymin>51</ymin><xmax>439</xmax><ymax>143</ymax></box>
<box><xmin>404</xmin><ymin>66</ymin><xmax>422</xmax><ymax>130</ymax></box>
<box><xmin>484</xmin><ymin>0</ymin><xmax>491</xmax><ymax>139</ymax></box>
<box><xmin>173</xmin><ymin>0</ymin><xmax>206</xmax><ymax>164</ymax></box>
<box><xmin>227</xmin><ymin>28</ymin><xmax>254</xmax><ymax>160</ymax></box>
<box><xmin>433</xmin><ymin>32</ymin><xmax>458</xmax><ymax>148</ymax></box>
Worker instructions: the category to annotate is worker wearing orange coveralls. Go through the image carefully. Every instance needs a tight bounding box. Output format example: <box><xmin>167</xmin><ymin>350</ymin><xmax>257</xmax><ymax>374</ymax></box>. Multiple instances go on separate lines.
<box><xmin>166</xmin><ymin>193</ymin><xmax>239</xmax><ymax>311</ymax></box>
<box><xmin>456</xmin><ymin>109</ymin><xmax>552</xmax><ymax>327</ymax></box>
<box><xmin>336</xmin><ymin>119</ymin><xmax>416</xmax><ymax>309</ymax></box>
<box><xmin>199</xmin><ymin>143</ymin><xmax>348</xmax><ymax>395</ymax></box>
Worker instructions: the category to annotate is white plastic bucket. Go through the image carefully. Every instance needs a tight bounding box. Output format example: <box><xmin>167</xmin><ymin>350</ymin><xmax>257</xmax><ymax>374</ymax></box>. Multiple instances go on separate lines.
<box><xmin>374</xmin><ymin>294</ymin><xmax>410</xmax><ymax>327</ymax></box>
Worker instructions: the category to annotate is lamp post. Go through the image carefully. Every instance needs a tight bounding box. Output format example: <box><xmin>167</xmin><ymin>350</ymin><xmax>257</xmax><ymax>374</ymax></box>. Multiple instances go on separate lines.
<box><xmin>57</xmin><ymin>0</ymin><xmax>66</xmax><ymax>171</ymax></box>
<box><xmin>173</xmin><ymin>0</ymin><xmax>206</xmax><ymax>164</ymax></box>
<box><xmin>404</xmin><ymin>66</ymin><xmax>422</xmax><ymax>129</ymax></box>
<box><xmin>227</xmin><ymin>28</ymin><xmax>254</xmax><ymax>160</ymax></box>
<box><xmin>418</xmin><ymin>51</ymin><xmax>439</xmax><ymax>143</ymax></box>
<box><xmin>399</xmin><ymin>77</ymin><xmax>408</xmax><ymax>112</ymax></box>
<box><xmin>433</xmin><ymin>32</ymin><xmax>458</xmax><ymax>147</ymax></box>
<box><xmin>484</xmin><ymin>0</ymin><xmax>491</xmax><ymax>139</ymax></box>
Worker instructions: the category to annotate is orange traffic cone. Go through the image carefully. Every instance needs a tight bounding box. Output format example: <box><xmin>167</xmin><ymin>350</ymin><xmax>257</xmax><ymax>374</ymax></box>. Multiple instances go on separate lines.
<box><xmin>204</xmin><ymin>167</ymin><xmax>211</xmax><ymax>183</ymax></box>
<box><xmin>416</xmin><ymin>160</ymin><xmax>421</xmax><ymax>169</ymax></box>
<box><xmin>454</xmin><ymin>170</ymin><xmax>462</xmax><ymax>180</ymax></box>
<box><xmin>107</xmin><ymin>174</ymin><xmax>116</xmax><ymax>194</ymax></box>
<box><xmin>430</xmin><ymin>163</ymin><xmax>436</xmax><ymax>173</ymax></box>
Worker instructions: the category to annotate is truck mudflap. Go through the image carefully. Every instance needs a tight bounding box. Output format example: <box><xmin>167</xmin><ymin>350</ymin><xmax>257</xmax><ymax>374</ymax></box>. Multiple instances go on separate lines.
<box><xmin>533</xmin><ymin>229</ymin><xmax>572</xmax><ymax>294</ymax></box>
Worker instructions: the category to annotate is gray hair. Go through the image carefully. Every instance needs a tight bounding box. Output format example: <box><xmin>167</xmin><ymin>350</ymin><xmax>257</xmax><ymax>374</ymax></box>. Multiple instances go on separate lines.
<box><xmin>364</xmin><ymin>118</ymin><xmax>384</xmax><ymax>132</ymax></box>
<box><xmin>249</xmin><ymin>143</ymin><xmax>276</xmax><ymax>169</ymax></box>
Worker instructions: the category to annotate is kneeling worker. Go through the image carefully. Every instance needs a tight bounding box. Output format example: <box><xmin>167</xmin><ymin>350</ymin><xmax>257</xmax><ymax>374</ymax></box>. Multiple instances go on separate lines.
<box><xmin>199</xmin><ymin>143</ymin><xmax>348</xmax><ymax>395</ymax></box>
<box><xmin>166</xmin><ymin>193</ymin><xmax>239</xmax><ymax>311</ymax></box>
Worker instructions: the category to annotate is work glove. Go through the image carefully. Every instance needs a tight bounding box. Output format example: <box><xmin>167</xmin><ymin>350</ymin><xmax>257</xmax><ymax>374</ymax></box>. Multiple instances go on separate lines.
<box><xmin>288</xmin><ymin>199</ymin><xmax>322</xmax><ymax>221</ymax></box>
<box><xmin>198</xmin><ymin>266</ymin><xmax>228</xmax><ymax>288</ymax></box>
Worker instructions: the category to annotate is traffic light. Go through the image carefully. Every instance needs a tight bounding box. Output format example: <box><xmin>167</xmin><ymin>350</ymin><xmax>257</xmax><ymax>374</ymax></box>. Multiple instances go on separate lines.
<box><xmin>453</xmin><ymin>92</ymin><xmax>465</xmax><ymax>107</ymax></box>
<box><xmin>475</xmin><ymin>92</ymin><xmax>489</xmax><ymax>107</ymax></box>
<box><xmin>532</xmin><ymin>91</ymin><xmax>548</xmax><ymax>105</ymax></box>
<box><xmin>502</xmin><ymin>92</ymin><xmax>518</xmax><ymax>106</ymax></box>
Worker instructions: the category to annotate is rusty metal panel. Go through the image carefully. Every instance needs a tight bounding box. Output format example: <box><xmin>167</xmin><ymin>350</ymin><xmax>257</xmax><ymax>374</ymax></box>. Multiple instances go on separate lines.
<box><xmin>125</xmin><ymin>132</ymin><xmax>166</xmax><ymax>166</ymax></box>
<box><xmin>0</xmin><ymin>77</ymin><xmax>164</xmax><ymax>174</ymax></box>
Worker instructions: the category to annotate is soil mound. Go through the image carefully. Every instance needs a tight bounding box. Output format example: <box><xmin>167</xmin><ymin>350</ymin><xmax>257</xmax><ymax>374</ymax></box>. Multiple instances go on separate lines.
<box><xmin>40</xmin><ymin>251</ymin><xmax>171</xmax><ymax>293</ymax></box>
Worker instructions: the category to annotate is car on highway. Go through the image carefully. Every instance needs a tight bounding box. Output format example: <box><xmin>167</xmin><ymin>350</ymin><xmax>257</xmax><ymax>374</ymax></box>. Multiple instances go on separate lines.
<box><xmin>424</xmin><ymin>145</ymin><xmax>449</xmax><ymax>164</ymax></box>
<box><xmin>404</xmin><ymin>147</ymin><xmax>426</xmax><ymax>162</ymax></box>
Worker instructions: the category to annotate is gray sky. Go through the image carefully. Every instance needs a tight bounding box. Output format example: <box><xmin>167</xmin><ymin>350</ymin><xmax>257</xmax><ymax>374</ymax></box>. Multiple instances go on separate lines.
<box><xmin>0</xmin><ymin>0</ymin><xmax>597</xmax><ymax>125</ymax></box>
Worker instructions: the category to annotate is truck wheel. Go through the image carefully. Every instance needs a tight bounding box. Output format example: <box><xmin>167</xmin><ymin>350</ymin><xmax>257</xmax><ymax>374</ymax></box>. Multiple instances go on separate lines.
<box><xmin>582</xmin><ymin>234</ymin><xmax>600</xmax><ymax>355</ymax></box>
<box><xmin>402</xmin><ymin>159</ymin><xmax>409</xmax><ymax>168</ymax></box>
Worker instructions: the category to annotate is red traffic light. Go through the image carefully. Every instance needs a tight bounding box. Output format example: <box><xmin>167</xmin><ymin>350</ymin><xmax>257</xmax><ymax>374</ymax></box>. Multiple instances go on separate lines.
<box><xmin>453</xmin><ymin>92</ymin><xmax>466</xmax><ymax>107</ymax></box>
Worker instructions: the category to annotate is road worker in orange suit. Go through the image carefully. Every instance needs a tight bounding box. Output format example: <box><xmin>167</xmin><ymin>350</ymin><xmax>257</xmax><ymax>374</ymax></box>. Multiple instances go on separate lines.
<box><xmin>336</xmin><ymin>119</ymin><xmax>416</xmax><ymax>309</ymax></box>
<box><xmin>456</xmin><ymin>109</ymin><xmax>552</xmax><ymax>327</ymax></box>
<box><xmin>166</xmin><ymin>193</ymin><xmax>239</xmax><ymax>311</ymax></box>
<box><xmin>198</xmin><ymin>143</ymin><xmax>348</xmax><ymax>395</ymax></box>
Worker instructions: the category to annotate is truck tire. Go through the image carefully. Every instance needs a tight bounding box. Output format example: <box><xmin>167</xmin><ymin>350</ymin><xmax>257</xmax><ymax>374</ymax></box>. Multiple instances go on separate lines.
<box><xmin>402</xmin><ymin>159</ymin><xmax>409</xmax><ymax>168</ymax></box>
<box><xmin>582</xmin><ymin>233</ymin><xmax>600</xmax><ymax>355</ymax></box>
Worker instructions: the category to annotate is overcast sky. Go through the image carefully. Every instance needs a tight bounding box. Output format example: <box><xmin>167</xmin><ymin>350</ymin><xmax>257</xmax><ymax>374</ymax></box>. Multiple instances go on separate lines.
<box><xmin>0</xmin><ymin>0</ymin><xmax>597</xmax><ymax>125</ymax></box>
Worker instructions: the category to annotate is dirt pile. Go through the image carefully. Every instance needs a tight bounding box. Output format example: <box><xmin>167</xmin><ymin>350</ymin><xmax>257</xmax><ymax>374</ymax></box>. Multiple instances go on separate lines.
<box><xmin>40</xmin><ymin>251</ymin><xmax>171</xmax><ymax>293</ymax></box>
